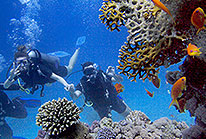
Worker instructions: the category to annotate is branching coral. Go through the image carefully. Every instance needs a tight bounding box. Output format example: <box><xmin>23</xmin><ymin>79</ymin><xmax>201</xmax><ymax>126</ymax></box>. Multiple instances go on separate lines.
<box><xmin>99</xmin><ymin>0</ymin><xmax>125</xmax><ymax>32</ymax></box>
<box><xmin>99</xmin><ymin>0</ymin><xmax>206</xmax><ymax>84</ymax></box>
<box><xmin>99</xmin><ymin>0</ymin><xmax>190</xmax><ymax>82</ymax></box>
<box><xmin>118</xmin><ymin>35</ymin><xmax>187</xmax><ymax>81</ymax></box>
<box><xmin>36</xmin><ymin>97</ymin><xmax>80</xmax><ymax>136</ymax></box>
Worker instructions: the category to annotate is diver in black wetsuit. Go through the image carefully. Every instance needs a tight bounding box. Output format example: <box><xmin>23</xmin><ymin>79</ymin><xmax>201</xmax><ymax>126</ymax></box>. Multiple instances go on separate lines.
<box><xmin>0</xmin><ymin>89</ymin><xmax>27</xmax><ymax>139</ymax></box>
<box><xmin>0</xmin><ymin>85</ymin><xmax>41</xmax><ymax>139</ymax></box>
<box><xmin>3</xmin><ymin>46</ymin><xmax>79</xmax><ymax>96</ymax></box>
<box><xmin>68</xmin><ymin>62</ymin><xmax>132</xmax><ymax>119</ymax></box>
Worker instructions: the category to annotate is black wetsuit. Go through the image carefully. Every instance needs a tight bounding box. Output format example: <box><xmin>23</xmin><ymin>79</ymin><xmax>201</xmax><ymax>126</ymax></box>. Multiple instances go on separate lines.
<box><xmin>8</xmin><ymin>50</ymin><xmax>68</xmax><ymax>95</ymax></box>
<box><xmin>0</xmin><ymin>90</ymin><xmax>27</xmax><ymax>139</ymax></box>
<box><xmin>18</xmin><ymin>61</ymin><xmax>67</xmax><ymax>88</ymax></box>
<box><xmin>76</xmin><ymin>70</ymin><xmax>127</xmax><ymax>119</ymax></box>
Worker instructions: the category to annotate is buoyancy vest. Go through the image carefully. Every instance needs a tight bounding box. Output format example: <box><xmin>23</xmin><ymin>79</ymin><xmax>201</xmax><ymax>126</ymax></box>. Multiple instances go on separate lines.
<box><xmin>79</xmin><ymin>70</ymin><xmax>117</xmax><ymax>106</ymax></box>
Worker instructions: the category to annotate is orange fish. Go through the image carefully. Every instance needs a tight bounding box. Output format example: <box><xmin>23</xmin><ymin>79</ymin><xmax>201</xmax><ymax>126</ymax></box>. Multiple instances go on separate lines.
<box><xmin>187</xmin><ymin>43</ymin><xmax>202</xmax><ymax>58</ymax></box>
<box><xmin>151</xmin><ymin>0</ymin><xmax>176</xmax><ymax>24</ymax></box>
<box><xmin>145</xmin><ymin>88</ymin><xmax>154</xmax><ymax>97</ymax></box>
<box><xmin>169</xmin><ymin>77</ymin><xmax>186</xmax><ymax>109</ymax></box>
<box><xmin>191</xmin><ymin>7</ymin><xmax>206</xmax><ymax>35</ymax></box>
<box><xmin>151</xmin><ymin>75</ymin><xmax>161</xmax><ymax>88</ymax></box>
<box><xmin>114</xmin><ymin>83</ymin><xmax>124</xmax><ymax>94</ymax></box>
<box><xmin>170</xmin><ymin>114</ymin><xmax>174</xmax><ymax>118</ymax></box>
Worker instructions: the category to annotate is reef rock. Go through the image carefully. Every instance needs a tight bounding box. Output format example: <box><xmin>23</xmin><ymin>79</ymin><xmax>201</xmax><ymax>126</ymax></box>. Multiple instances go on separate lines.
<box><xmin>90</xmin><ymin>110</ymin><xmax>188</xmax><ymax>138</ymax></box>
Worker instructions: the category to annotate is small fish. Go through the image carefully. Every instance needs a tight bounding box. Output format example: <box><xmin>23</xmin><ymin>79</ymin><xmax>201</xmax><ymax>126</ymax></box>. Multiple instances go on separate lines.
<box><xmin>170</xmin><ymin>114</ymin><xmax>174</xmax><ymax>118</ymax></box>
<box><xmin>186</xmin><ymin>43</ymin><xmax>202</xmax><ymax>58</ymax></box>
<box><xmin>151</xmin><ymin>0</ymin><xmax>176</xmax><ymax>24</ymax></box>
<box><xmin>191</xmin><ymin>7</ymin><xmax>206</xmax><ymax>35</ymax></box>
<box><xmin>145</xmin><ymin>88</ymin><xmax>154</xmax><ymax>97</ymax></box>
<box><xmin>151</xmin><ymin>75</ymin><xmax>161</xmax><ymax>88</ymax></box>
<box><xmin>169</xmin><ymin>77</ymin><xmax>186</xmax><ymax>109</ymax></box>
<box><xmin>114</xmin><ymin>83</ymin><xmax>124</xmax><ymax>94</ymax></box>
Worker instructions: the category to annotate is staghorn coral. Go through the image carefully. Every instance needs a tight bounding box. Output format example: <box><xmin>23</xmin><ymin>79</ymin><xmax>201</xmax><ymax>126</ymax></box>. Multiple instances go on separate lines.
<box><xmin>90</xmin><ymin>110</ymin><xmax>188</xmax><ymax>138</ymax></box>
<box><xmin>36</xmin><ymin>97</ymin><xmax>81</xmax><ymax>136</ymax></box>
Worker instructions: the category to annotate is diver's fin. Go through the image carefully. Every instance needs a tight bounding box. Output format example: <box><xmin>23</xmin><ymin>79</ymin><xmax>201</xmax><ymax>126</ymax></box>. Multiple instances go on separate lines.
<box><xmin>19</xmin><ymin>98</ymin><xmax>41</xmax><ymax>108</ymax></box>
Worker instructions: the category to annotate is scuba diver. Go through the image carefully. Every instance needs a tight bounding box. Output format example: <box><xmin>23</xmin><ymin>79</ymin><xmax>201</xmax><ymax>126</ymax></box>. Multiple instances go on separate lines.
<box><xmin>3</xmin><ymin>45</ymin><xmax>80</xmax><ymax>96</ymax></box>
<box><xmin>68</xmin><ymin>62</ymin><xmax>132</xmax><ymax>119</ymax></box>
<box><xmin>0</xmin><ymin>89</ymin><xmax>41</xmax><ymax>139</ymax></box>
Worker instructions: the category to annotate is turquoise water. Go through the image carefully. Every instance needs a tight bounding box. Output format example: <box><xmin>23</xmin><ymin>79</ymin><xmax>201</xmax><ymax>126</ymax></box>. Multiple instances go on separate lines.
<box><xmin>0</xmin><ymin>0</ymin><xmax>194</xmax><ymax>138</ymax></box>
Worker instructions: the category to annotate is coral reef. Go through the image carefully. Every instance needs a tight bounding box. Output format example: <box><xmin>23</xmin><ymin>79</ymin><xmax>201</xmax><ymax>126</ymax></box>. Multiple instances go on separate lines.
<box><xmin>36</xmin><ymin>97</ymin><xmax>81</xmax><ymax>136</ymax></box>
<box><xmin>99</xmin><ymin>0</ymin><xmax>125</xmax><ymax>32</ymax></box>
<box><xmin>118</xmin><ymin>36</ymin><xmax>187</xmax><ymax>82</ymax></box>
<box><xmin>96</xmin><ymin>127</ymin><xmax>116</xmax><ymax>139</ymax></box>
<box><xmin>36</xmin><ymin>110</ymin><xmax>189</xmax><ymax>139</ymax></box>
<box><xmin>90</xmin><ymin>110</ymin><xmax>188</xmax><ymax>138</ymax></box>
<box><xmin>99</xmin><ymin>0</ymin><xmax>205</xmax><ymax>83</ymax></box>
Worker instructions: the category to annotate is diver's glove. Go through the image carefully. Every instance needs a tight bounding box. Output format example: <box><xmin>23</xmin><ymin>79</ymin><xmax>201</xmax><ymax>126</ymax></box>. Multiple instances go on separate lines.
<box><xmin>64</xmin><ymin>84</ymin><xmax>75</xmax><ymax>92</ymax></box>
<box><xmin>106</xmin><ymin>66</ymin><xmax>123</xmax><ymax>82</ymax></box>
<box><xmin>106</xmin><ymin>66</ymin><xmax>115</xmax><ymax>77</ymax></box>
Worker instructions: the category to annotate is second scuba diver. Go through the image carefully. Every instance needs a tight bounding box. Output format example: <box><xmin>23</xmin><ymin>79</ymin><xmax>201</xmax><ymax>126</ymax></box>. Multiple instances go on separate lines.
<box><xmin>3</xmin><ymin>45</ymin><xmax>79</xmax><ymax>96</ymax></box>
<box><xmin>68</xmin><ymin>62</ymin><xmax>132</xmax><ymax>119</ymax></box>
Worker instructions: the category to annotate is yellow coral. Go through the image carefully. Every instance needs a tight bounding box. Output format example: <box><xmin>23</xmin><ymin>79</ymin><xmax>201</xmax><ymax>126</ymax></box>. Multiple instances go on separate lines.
<box><xmin>99</xmin><ymin>0</ymin><xmax>125</xmax><ymax>31</ymax></box>
<box><xmin>118</xmin><ymin>35</ymin><xmax>187</xmax><ymax>81</ymax></box>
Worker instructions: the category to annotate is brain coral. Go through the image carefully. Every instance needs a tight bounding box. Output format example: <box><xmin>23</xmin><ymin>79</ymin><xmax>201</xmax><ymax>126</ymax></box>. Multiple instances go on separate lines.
<box><xmin>36</xmin><ymin>97</ymin><xmax>80</xmax><ymax>136</ymax></box>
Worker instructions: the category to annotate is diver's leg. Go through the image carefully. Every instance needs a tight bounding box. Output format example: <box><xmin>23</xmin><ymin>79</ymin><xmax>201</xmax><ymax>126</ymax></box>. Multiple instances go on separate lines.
<box><xmin>119</xmin><ymin>101</ymin><xmax>132</xmax><ymax>117</ymax></box>
<box><xmin>0</xmin><ymin>120</ymin><xmax>13</xmax><ymax>139</ymax></box>
<box><xmin>93</xmin><ymin>105</ymin><xmax>110</xmax><ymax>119</ymax></box>
<box><xmin>112</xmin><ymin>98</ymin><xmax>132</xmax><ymax>118</ymax></box>
<box><xmin>5</xmin><ymin>97</ymin><xmax>28</xmax><ymax>119</ymax></box>
<box><xmin>65</xmin><ymin>48</ymin><xmax>80</xmax><ymax>75</ymax></box>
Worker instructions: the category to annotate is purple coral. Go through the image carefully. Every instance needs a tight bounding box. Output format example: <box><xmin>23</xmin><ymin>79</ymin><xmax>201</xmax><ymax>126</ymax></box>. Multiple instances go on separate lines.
<box><xmin>96</xmin><ymin>127</ymin><xmax>116</xmax><ymax>139</ymax></box>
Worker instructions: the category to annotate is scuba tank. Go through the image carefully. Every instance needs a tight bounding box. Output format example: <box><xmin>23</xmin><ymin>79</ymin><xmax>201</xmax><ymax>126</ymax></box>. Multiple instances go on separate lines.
<box><xmin>27</xmin><ymin>49</ymin><xmax>60</xmax><ymax>69</ymax></box>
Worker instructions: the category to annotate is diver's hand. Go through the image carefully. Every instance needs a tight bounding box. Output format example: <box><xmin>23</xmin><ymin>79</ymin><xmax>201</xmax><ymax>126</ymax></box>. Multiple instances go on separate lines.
<box><xmin>64</xmin><ymin>84</ymin><xmax>75</xmax><ymax>92</ymax></box>
<box><xmin>106</xmin><ymin>66</ymin><xmax>115</xmax><ymax>76</ymax></box>
<box><xmin>9</xmin><ymin>63</ymin><xmax>21</xmax><ymax>79</ymax></box>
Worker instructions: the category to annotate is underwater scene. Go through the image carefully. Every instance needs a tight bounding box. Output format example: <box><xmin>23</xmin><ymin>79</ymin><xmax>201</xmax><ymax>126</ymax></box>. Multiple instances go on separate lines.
<box><xmin>0</xmin><ymin>0</ymin><xmax>205</xmax><ymax>138</ymax></box>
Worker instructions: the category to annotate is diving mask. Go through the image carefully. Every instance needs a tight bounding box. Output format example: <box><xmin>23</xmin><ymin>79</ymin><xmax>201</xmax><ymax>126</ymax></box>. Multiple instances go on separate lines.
<box><xmin>15</xmin><ymin>57</ymin><xmax>30</xmax><ymax>70</ymax></box>
<box><xmin>83</xmin><ymin>64</ymin><xmax>97</xmax><ymax>75</ymax></box>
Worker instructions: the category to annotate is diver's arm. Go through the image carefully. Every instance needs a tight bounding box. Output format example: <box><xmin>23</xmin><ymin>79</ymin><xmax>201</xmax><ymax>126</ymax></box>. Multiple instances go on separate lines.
<box><xmin>67</xmin><ymin>85</ymin><xmax>82</xmax><ymax>100</ymax></box>
<box><xmin>50</xmin><ymin>72</ymin><xmax>73</xmax><ymax>90</ymax></box>
<box><xmin>70</xmin><ymin>90</ymin><xmax>82</xmax><ymax>100</ymax></box>
<box><xmin>111</xmin><ymin>75</ymin><xmax>123</xmax><ymax>82</ymax></box>
<box><xmin>4</xmin><ymin>63</ymin><xmax>20</xmax><ymax>89</ymax></box>
<box><xmin>66</xmin><ymin>48</ymin><xmax>80</xmax><ymax>74</ymax></box>
<box><xmin>4</xmin><ymin>77</ymin><xmax>16</xmax><ymax>89</ymax></box>
<box><xmin>0</xmin><ymin>83</ymin><xmax>20</xmax><ymax>91</ymax></box>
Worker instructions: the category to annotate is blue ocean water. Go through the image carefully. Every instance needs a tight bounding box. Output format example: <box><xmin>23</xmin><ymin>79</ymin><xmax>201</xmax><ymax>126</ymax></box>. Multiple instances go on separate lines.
<box><xmin>0</xmin><ymin>0</ymin><xmax>194</xmax><ymax>138</ymax></box>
